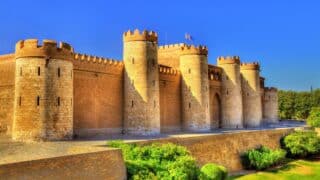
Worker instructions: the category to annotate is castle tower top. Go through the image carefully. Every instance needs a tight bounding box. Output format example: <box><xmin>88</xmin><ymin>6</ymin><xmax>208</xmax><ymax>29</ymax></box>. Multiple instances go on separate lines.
<box><xmin>264</xmin><ymin>87</ymin><xmax>277</xmax><ymax>92</ymax></box>
<box><xmin>217</xmin><ymin>56</ymin><xmax>240</xmax><ymax>65</ymax></box>
<box><xmin>15</xmin><ymin>39</ymin><xmax>74</xmax><ymax>60</ymax></box>
<box><xmin>123</xmin><ymin>29</ymin><xmax>158</xmax><ymax>42</ymax></box>
<box><xmin>240</xmin><ymin>62</ymin><xmax>260</xmax><ymax>70</ymax></box>
<box><xmin>180</xmin><ymin>45</ymin><xmax>208</xmax><ymax>56</ymax></box>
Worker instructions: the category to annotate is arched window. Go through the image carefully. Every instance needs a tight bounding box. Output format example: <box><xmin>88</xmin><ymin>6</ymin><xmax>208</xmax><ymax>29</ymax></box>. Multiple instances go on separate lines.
<box><xmin>38</xmin><ymin>67</ymin><xmax>40</xmax><ymax>76</ymax></box>
<box><xmin>57</xmin><ymin>97</ymin><xmax>61</xmax><ymax>106</ymax></box>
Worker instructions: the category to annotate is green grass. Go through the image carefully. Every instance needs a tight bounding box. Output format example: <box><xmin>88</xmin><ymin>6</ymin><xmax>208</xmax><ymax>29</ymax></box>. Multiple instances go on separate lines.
<box><xmin>229</xmin><ymin>160</ymin><xmax>320</xmax><ymax>180</ymax></box>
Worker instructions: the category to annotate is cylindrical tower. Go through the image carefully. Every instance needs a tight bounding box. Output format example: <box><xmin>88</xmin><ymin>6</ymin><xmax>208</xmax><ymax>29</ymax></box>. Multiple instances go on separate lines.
<box><xmin>179</xmin><ymin>45</ymin><xmax>210</xmax><ymax>131</ymax></box>
<box><xmin>263</xmin><ymin>87</ymin><xmax>278</xmax><ymax>123</ymax></box>
<box><xmin>123</xmin><ymin>29</ymin><xmax>160</xmax><ymax>135</ymax></box>
<box><xmin>217</xmin><ymin>56</ymin><xmax>243</xmax><ymax>128</ymax></box>
<box><xmin>240</xmin><ymin>62</ymin><xmax>262</xmax><ymax>127</ymax></box>
<box><xmin>12</xmin><ymin>39</ymin><xmax>74</xmax><ymax>141</ymax></box>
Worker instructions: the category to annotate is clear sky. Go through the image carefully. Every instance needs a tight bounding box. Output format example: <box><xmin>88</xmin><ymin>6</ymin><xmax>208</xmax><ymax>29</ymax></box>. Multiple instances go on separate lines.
<box><xmin>0</xmin><ymin>0</ymin><xmax>319</xmax><ymax>91</ymax></box>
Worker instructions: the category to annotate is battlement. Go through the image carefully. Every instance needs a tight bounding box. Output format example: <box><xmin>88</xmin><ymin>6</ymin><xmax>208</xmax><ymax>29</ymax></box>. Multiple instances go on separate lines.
<box><xmin>180</xmin><ymin>45</ymin><xmax>208</xmax><ymax>56</ymax></box>
<box><xmin>123</xmin><ymin>29</ymin><xmax>158</xmax><ymax>42</ymax></box>
<box><xmin>240</xmin><ymin>62</ymin><xmax>260</xmax><ymax>70</ymax></box>
<box><xmin>15</xmin><ymin>39</ymin><xmax>74</xmax><ymax>60</ymax></box>
<box><xmin>217</xmin><ymin>56</ymin><xmax>240</xmax><ymax>65</ymax></box>
<box><xmin>158</xmin><ymin>65</ymin><xmax>179</xmax><ymax>75</ymax></box>
<box><xmin>264</xmin><ymin>87</ymin><xmax>277</xmax><ymax>92</ymax></box>
<box><xmin>73</xmin><ymin>53</ymin><xmax>123</xmax><ymax>66</ymax></box>
<box><xmin>158</xmin><ymin>43</ymin><xmax>186</xmax><ymax>51</ymax></box>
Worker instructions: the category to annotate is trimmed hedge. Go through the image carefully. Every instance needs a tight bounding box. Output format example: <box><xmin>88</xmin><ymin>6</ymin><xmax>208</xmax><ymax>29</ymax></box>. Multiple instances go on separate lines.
<box><xmin>199</xmin><ymin>163</ymin><xmax>228</xmax><ymax>180</ymax></box>
<box><xmin>282</xmin><ymin>131</ymin><xmax>320</xmax><ymax>158</ymax></box>
<box><xmin>241</xmin><ymin>146</ymin><xmax>286</xmax><ymax>170</ymax></box>
<box><xmin>107</xmin><ymin>141</ymin><xmax>199</xmax><ymax>180</ymax></box>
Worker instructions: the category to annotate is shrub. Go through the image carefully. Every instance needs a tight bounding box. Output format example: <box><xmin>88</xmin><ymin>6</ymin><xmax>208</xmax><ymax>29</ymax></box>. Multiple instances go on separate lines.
<box><xmin>198</xmin><ymin>163</ymin><xmax>227</xmax><ymax>180</ymax></box>
<box><xmin>107</xmin><ymin>141</ymin><xmax>199</xmax><ymax>180</ymax></box>
<box><xmin>282</xmin><ymin>131</ymin><xmax>320</xmax><ymax>158</ymax></box>
<box><xmin>241</xmin><ymin>146</ymin><xmax>286</xmax><ymax>170</ymax></box>
<box><xmin>307</xmin><ymin>107</ymin><xmax>320</xmax><ymax>128</ymax></box>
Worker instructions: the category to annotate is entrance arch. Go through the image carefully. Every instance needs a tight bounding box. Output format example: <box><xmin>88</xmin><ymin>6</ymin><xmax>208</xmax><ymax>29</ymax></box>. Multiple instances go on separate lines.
<box><xmin>210</xmin><ymin>93</ymin><xmax>222</xmax><ymax>129</ymax></box>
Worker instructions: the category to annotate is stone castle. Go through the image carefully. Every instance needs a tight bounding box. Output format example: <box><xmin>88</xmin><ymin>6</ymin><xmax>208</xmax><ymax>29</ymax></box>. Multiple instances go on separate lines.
<box><xmin>0</xmin><ymin>29</ymin><xmax>278</xmax><ymax>141</ymax></box>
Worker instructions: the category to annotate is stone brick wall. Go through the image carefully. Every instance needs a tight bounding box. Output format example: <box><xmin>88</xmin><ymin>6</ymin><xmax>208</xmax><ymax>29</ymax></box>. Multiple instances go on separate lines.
<box><xmin>0</xmin><ymin>148</ymin><xmax>126</xmax><ymax>180</ymax></box>
<box><xmin>209</xmin><ymin>81</ymin><xmax>222</xmax><ymax>129</ymax></box>
<box><xmin>135</xmin><ymin>128</ymin><xmax>294</xmax><ymax>172</ymax></box>
<box><xmin>0</xmin><ymin>54</ymin><xmax>15</xmax><ymax>135</ymax></box>
<box><xmin>13</xmin><ymin>57</ymin><xmax>73</xmax><ymax>141</ymax></box>
<box><xmin>72</xmin><ymin>57</ymin><xmax>124</xmax><ymax>137</ymax></box>
<box><xmin>159</xmin><ymin>70</ymin><xmax>182</xmax><ymax>132</ymax></box>
<box><xmin>158</xmin><ymin>44</ymin><xmax>185</xmax><ymax>68</ymax></box>
<box><xmin>263</xmin><ymin>88</ymin><xmax>278</xmax><ymax>123</ymax></box>
<box><xmin>123</xmin><ymin>38</ymin><xmax>161</xmax><ymax>135</ymax></box>
<box><xmin>241</xmin><ymin>64</ymin><xmax>262</xmax><ymax>127</ymax></box>
<box><xmin>180</xmin><ymin>53</ymin><xmax>210</xmax><ymax>131</ymax></box>
<box><xmin>217</xmin><ymin>57</ymin><xmax>243</xmax><ymax>128</ymax></box>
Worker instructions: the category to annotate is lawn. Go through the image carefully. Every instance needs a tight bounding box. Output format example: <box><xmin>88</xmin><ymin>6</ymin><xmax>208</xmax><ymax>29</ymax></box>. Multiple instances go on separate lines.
<box><xmin>229</xmin><ymin>160</ymin><xmax>320</xmax><ymax>180</ymax></box>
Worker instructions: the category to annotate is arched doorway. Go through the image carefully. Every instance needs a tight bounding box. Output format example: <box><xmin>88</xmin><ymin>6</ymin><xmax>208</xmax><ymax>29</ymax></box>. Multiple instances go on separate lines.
<box><xmin>210</xmin><ymin>93</ymin><xmax>222</xmax><ymax>129</ymax></box>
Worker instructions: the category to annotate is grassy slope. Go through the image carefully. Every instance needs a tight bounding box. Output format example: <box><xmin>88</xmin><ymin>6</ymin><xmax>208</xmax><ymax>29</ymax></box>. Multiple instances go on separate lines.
<box><xmin>229</xmin><ymin>160</ymin><xmax>320</xmax><ymax>180</ymax></box>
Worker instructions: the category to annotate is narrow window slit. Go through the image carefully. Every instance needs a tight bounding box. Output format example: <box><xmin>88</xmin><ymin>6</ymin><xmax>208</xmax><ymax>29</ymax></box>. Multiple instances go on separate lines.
<box><xmin>58</xmin><ymin>68</ymin><xmax>61</xmax><ymax>77</ymax></box>
<box><xmin>37</xmin><ymin>96</ymin><xmax>40</xmax><ymax>106</ymax></box>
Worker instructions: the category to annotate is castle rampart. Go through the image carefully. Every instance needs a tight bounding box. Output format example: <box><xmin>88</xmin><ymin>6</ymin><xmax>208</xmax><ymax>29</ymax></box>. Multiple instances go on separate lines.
<box><xmin>240</xmin><ymin>62</ymin><xmax>262</xmax><ymax>127</ymax></box>
<box><xmin>0</xmin><ymin>30</ymin><xmax>279</xmax><ymax>141</ymax></box>
<box><xmin>263</xmin><ymin>87</ymin><xmax>278</xmax><ymax>123</ymax></box>
<box><xmin>180</xmin><ymin>45</ymin><xmax>210</xmax><ymax>131</ymax></box>
<box><xmin>123</xmin><ymin>29</ymin><xmax>161</xmax><ymax>135</ymax></box>
<box><xmin>12</xmin><ymin>39</ymin><xmax>74</xmax><ymax>141</ymax></box>
<box><xmin>217</xmin><ymin>56</ymin><xmax>243</xmax><ymax>128</ymax></box>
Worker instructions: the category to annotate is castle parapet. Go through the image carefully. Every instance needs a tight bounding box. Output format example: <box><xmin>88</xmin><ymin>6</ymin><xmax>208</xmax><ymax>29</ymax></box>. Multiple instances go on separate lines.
<box><xmin>217</xmin><ymin>56</ymin><xmax>240</xmax><ymax>65</ymax></box>
<box><xmin>158</xmin><ymin>43</ymin><xmax>185</xmax><ymax>50</ymax></box>
<box><xmin>158</xmin><ymin>65</ymin><xmax>179</xmax><ymax>75</ymax></box>
<box><xmin>123</xmin><ymin>29</ymin><xmax>158</xmax><ymax>42</ymax></box>
<box><xmin>15</xmin><ymin>39</ymin><xmax>74</xmax><ymax>60</ymax></box>
<box><xmin>180</xmin><ymin>45</ymin><xmax>208</xmax><ymax>56</ymax></box>
<box><xmin>240</xmin><ymin>62</ymin><xmax>260</xmax><ymax>70</ymax></box>
<box><xmin>73</xmin><ymin>53</ymin><xmax>123</xmax><ymax>66</ymax></box>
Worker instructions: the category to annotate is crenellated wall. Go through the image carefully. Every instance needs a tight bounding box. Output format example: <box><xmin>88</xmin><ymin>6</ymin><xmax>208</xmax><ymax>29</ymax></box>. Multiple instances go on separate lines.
<box><xmin>0</xmin><ymin>29</ymin><xmax>279</xmax><ymax>141</ymax></box>
<box><xmin>123</xmin><ymin>30</ymin><xmax>161</xmax><ymax>135</ymax></box>
<box><xmin>217</xmin><ymin>56</ymin><xmax>243</xmax><ymax>128</ymax></box>
<box><xmin>158</xmin><ymin>43</ymin><xmax>185</xmax><ymax>68</ymax></box>
<box><xmin>180</xmin><ymin>45</ymin><xmax>210</xmax><ymax>131</ymax></box>
<box><xmin>72</xmin><ymin>53</ymin><xmax>124</xmax><ymax>137</ymax></box>
<box><xmin>159</xmin><ymin>65</ymin><xmax>182</xmax><ymax>132</ymax></box>
<box><xmin>241</xmin><ymin>62</ymin><xmax>262</xmax><ymax>127</ymax></box>
<box><xmin>13</xmin><ymin>39</ymin><xmax>74</xmax><ymax>141</ymax></box>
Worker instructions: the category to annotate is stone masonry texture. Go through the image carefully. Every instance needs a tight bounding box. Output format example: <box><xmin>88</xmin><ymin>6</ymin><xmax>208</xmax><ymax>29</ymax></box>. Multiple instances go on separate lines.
<box><xmin>0</xmin><ymin>29</ymin><xmax>278</xmax><ymax>141</ymax></box>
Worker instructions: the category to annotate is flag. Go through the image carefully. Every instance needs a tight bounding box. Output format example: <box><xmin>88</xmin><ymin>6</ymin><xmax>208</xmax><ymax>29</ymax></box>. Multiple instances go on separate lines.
<box><xmin>185</xmin><ymin>33</ymin><xmax>192</xmax><ymax>41</ymax></box>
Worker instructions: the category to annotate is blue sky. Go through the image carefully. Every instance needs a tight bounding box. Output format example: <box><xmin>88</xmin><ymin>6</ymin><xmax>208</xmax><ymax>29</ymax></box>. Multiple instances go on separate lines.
<box><xmin>0</xmin><ymin>0</ymin><xmax>319</xmax><ymax>91</ymax></box>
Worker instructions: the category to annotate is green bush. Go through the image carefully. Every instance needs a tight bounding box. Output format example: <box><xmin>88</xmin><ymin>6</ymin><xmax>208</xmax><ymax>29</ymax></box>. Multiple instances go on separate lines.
<box><xmin>107</xmin><ymin>141</ymin><xmax>199</xmax><ymax>180</ymax></box>
<box><xmin>198</xmin><ymin>163</ymin><xmax>227</xmax><ymax>180</ymax></box>
<box><xmin>241</xmin><ymin>146</ymin><xmax>286</xmax><ymax>170</ymax></box>
<box><xmin>307</xmin><ymin>107</ymin><xmax>320</xmax><ymax>128</ymax></box>
<box><xmin>282</xmin><ymin>131</ymin><xmax>320</xmax><ymax>158</ymax></box>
